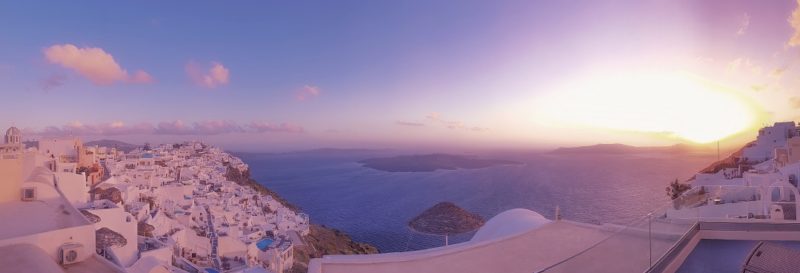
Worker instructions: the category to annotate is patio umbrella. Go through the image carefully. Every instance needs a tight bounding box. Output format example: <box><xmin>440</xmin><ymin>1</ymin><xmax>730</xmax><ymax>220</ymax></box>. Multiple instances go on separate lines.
<box><xmin>408</xmin><ymin>202</ymin><xmax>485</xmax><ymax>246</ymax></box>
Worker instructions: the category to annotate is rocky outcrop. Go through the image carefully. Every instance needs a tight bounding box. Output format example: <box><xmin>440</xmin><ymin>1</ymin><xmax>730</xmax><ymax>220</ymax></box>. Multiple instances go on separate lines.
<box><xmin>409</xmin><ymin>202</ymin><xmax>485</xmax><ymax>235</ymax></box>
<box><xmin>80</xmin><ymin>209</ymin><xmax>101</xmax><ymax>223</ymax></box>
<box><xmin>92</xmin><ymin>187</ymin><xmax>123</xmax><ymax>204</ymax></box>
<box><xmin>224</xmin><ymin>165</ymin><xmax>299</xmax><ymax>212</ymax></box>
<box><xmin>96</xmin><ymin>227</ymin><xmax>128</xmax><ymax>248</ymax></box>
<box><xmin>694</xmin><ymin>142</ymin><xmax>753</xmax><ymax>176</ymax></box>
<box><xmin>138</xmin><ymin>222</ymin><xmax>155</xmax><ymax>237</ymax></box>
<box><xmin>290</xmin><ymin>224</ymin><xmax>379</xmax><ymax>273</ymax></box>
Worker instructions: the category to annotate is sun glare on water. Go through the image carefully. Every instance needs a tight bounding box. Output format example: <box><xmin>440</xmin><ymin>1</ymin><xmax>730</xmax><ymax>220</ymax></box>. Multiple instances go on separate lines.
<box><xmin>537</xmin><ymin>72</ymin><xmax>760</xmax><ymax>143</ymax></box>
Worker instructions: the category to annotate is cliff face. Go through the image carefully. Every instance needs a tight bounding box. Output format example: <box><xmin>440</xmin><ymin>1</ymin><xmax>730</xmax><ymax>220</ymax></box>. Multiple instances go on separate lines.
<box><xmin>224</xmin><ymin>164</ymin><xmax>300</xmax><ymax>212</ymax></box>
<box><xmin>290</xmin><ymin>225</ymin><xmax>380</xmax><ymax>273</ymax></box>
<box><xmin>695</xmin><ymin>142</ymin><xmax>753</xmax><ymax>176</ymax></box>
<box><xmin>224</xmin><ymin>164</ymin><xmax>379</xmax><ymax>272</ymax></box>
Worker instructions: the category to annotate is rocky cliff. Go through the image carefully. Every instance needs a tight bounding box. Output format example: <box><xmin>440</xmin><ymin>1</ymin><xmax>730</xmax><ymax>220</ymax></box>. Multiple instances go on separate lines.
<box><xmin>224</xmin><ymin>164</ymin><xmax>379</xmax><ymax>272</ymax></box>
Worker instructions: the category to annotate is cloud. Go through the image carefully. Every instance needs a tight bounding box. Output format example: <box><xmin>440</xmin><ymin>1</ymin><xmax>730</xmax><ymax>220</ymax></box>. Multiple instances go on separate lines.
<box><xmin>191</xmin><ymin>120</ymin><xmax>243</xmax><ymax>135</ymax></box>
<box><xmin>43</xmin><ymin>44</ymin><xmax>153</xmax><ymax>85</ymax></box>
<box><xmin>30</xmin><ymin>120</ymin><xmax>304</xmax><ymax>137</ymax></box>
<box><xmin>424</xmin><ymin>112</ymin><xmax>488</xmax><ymax>132</ymax></box>
<box><xmin>736</xmin><ymin>13</ymin><xmax>750</xmax><ymax>36</ymax></box>
<box><xmin>41</xmin><ymin>73</ymin><xmax>67</xmax><ymax>91</ymax></box>
<box><xmin>295</xmin><ymin>85</ymin><xmax>321</xmax><ymax>101</ymax></box>
<box><xmin>751</xmin><ymin>84</ymin><xmax>768</xmax><ymax>92</ymax></box>
<box><xmin>425</xmin><ymin>112</ymin><xmax>443</xmax><ymax>121</ymax></box>
<box><xmin>791</xmin><ymin>97</ymin><xmax>800</xmax><ymax>109</ymax></box>
<box><xmin>726</xmin><ymin>58</ymin><xmax>758</xmax><ymax>73</ymax></box>
<box><xmin>790</xmin><ymin>0</ymin><xmax>800</xmax><ymax>47</ymax></box>
<box><xmin>186</xmin><ymin>61</ymin><xmax>230</xmax><ymax>88</ymax></box>
<box><xmin>771</xmin><ymin>67</ymin><xmax>787</xmax><ymax>79</ymax></box>
<box><xmin>155</xmin><ymin>120</ymin><xmax>241</xmax><ymax>135</ymax></box>
<box><xmin>35</xmin><ymin>121</ymin><xmax>154</xmax><ymax>136</ymax></box>
<box><xmin>129</xmin><ymin>70</ymin><xmax>154</xmax><ymax>84</ymax></box>
<box><xmin>395</xmin><ymin>121</ymin><xmax>425</xmax><ymax>127</ymax></box>
<box><xmin>426</xmin><ymin>112</ymin><xmax>465</xmax><ymax>129</ymax></box>
<box><xmin>470</xmin><ymin>126</ymin><xmax>490</xmax><ymax>132</ymax></box>
<box><xmin>246</xmin><ymin>121</ymin><xmax>305</xmax><ymax>133</ymax></box>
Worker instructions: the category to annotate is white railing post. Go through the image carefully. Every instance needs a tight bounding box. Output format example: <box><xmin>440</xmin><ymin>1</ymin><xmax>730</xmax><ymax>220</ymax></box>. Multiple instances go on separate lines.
<box><xmin>648</xmin><ymin>212</ymin><xmax>653</xmax><ymax>267</ymax></box>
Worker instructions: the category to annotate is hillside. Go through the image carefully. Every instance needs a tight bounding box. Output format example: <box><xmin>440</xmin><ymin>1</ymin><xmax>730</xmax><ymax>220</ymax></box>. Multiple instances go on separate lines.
<box><xmin>409</xmin><ymin>202</ymin><xmax>485</xmax><ymax>234</ymax></box>
<box><xmin>289</xmin><ymin>225</ymin><xmax>379</xmax><ymax>273</ymax></box>
<box><xmin>85</xmin><ymin>139</ymin><xmax>140</xmax><ymax>153</ymax></box>
<box><xmin>694</xmin><ymin>141</ymin><xmax>753</xmax><ymax>175</ymax></box>
<box><xmin>550</xmin><ymin>143</ymin><xmax>711</xmax><ymax>155</ymax></box>
<box><xmin>224</xmin><ymin>163</ymin><xmax>379</xmax><ymax>272</ymax></box>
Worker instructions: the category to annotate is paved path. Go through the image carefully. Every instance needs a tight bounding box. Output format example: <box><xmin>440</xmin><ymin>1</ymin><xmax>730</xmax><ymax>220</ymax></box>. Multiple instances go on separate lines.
<box><xmin>205</xmin><ymin>206</ymin><xmax>222</xmax><ymax>270</ymax></box>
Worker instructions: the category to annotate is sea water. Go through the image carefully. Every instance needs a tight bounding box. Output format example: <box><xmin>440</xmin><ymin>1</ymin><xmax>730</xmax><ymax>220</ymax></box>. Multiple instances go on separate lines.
<box><xmin>236</xmin><ymin>150</ymin><xmax>714</xmax><ymax>252</ymax></box>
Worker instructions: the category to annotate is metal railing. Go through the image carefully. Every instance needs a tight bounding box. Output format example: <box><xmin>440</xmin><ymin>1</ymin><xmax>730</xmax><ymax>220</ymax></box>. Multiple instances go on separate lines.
<box><xmin>536</xmin><ymin>184</ymin><xmax>800</xmax><ymax>273</ymax></box>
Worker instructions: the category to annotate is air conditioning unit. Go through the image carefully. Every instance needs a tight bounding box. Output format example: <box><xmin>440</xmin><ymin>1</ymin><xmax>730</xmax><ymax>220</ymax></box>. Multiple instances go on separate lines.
<box><xmin>21</xmin><ymin>187</ymin><xmax>36</xmax><ymax>201</ymax></box>
<box><xmin>59</xmin><ymin>243</ymin><xmax>84</xmax><ymax>265</ymax></box>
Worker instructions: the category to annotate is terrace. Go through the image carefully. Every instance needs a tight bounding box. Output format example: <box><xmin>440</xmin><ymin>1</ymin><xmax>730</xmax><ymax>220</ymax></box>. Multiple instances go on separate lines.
<box><xmin>537</xmin><ymin>184</ymin><xmax>800</xmax><ymax>273</ymax></box>
<box><xmin>0</xmin><ymin>197</ymin><xmax>91</xmax><ymax>240</ymax></box>
<box><xmin>310</xmin><ymin>184</ymin><xmax>800</xmax><ymax>273</ymax></box>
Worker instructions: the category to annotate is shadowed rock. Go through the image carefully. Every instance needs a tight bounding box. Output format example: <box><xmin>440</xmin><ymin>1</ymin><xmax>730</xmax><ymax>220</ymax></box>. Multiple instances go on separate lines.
<box><xmin>80</xmin><ymin>209</ymin><xmax>101</xmax><ymax>223</ymax></box>
<box><xmin>409</xmin><ymin>202</ymin><xmax>485</xmax><ymax>235</ymax></box>
<box><xmin>96</xmin><ymin>227</ymin><xmax>127</xmax><ymax>248</ymax></box>
<box><xmin>93</xmin><ymin>187</ymin><xmax>123</xmax><ymax>204</ymax></box>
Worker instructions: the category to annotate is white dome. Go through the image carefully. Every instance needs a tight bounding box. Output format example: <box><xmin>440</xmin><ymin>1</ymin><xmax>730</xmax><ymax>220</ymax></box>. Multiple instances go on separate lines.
<box><xmin>5</xmin><ymin>127</ymin><xmax>20</xmax><ymax>136</ymax></box>
<box><xmin>4</xmin><ymin>126</ymin><xmax>21</xmax><ymax>144</ymax></box>
<box><xmin>471</xmin><ymin>208</ymin><xmax>551</xmax><ymax>242</ymax></box>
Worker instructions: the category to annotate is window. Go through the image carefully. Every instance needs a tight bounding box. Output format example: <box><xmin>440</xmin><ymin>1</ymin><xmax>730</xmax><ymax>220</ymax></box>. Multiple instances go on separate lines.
<box><xmin>21</xmin><ymin>187</ymin><xmax>36</xmax><ymax>201</ymax></box>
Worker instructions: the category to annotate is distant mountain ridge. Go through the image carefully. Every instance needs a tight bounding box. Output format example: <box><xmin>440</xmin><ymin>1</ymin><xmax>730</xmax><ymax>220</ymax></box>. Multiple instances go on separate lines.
<box><xmin>550</xmin><ymin>143</ymin><xmax>713</xmax><ymax>155</ymax></box>
<box><xmin>84</xmin><ymin>139</ymin><xmax>140</xmax><ymax>152</ymax></box>
<box><xmin>360</xmin><ymin>153</ymin><xmax>520</xmax><ymax>172</ymax></box>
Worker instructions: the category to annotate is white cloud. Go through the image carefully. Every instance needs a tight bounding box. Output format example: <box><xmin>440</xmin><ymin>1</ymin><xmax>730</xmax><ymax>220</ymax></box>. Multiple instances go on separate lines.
<box><xmin>186</xmin><ymin>61</ymin><xmax>230</xmax><ymax>88</ymax></box>
<box><xmin>43</xmin><ymin>44</ymin><xmax>153</xmax><ymax>85</ymax></box>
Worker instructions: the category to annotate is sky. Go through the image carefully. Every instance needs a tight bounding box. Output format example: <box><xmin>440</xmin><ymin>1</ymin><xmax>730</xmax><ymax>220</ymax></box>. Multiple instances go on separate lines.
<box><xmin>2</xmin><ymin>0</ymin><xmax>800</xmax><ymax>152</ymax></box>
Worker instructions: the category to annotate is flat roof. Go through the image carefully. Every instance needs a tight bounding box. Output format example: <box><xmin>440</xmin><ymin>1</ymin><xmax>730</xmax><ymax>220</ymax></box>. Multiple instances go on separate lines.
<box><xmin>314</xmin><ymin>221</ymin><xmax>617</xmax><ymax>273</ymax></box>
<box><xmin>64</xmin><ymin>254</ymin><xmax>127</xmax><ymax>273</ymax></box>
<box><xmin>0</xmin><ymin>244</ymin><xmax>65</xmax><ymax>273</ymax></box>
<box><xmin>0</xmin><ymin>243</ymin><xmax>126</xmax><ymax>273</ymax></box>
<box><xmin>0</xmin><ymin>199</ymin><xmax>90</xmax><ymax>240</ymax></box>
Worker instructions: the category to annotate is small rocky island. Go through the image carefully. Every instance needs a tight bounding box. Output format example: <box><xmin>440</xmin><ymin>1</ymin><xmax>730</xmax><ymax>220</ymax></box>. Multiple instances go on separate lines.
<box><xmin>359</xmin><ymin>153</ymin><xmax>519</xmax><ymax>172</ymax></box>
<box><xmin>409</xmin><ymin>202</ymin><xmax>485</xmax><ymax>235</ymax></box>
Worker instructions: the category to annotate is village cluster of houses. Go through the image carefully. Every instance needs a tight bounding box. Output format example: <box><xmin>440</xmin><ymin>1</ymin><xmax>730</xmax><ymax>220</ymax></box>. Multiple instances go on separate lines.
<box><xmin>0</xmin><ymin>127</ymin><xmax>309</xmax><ymax>273</ymax></box>
<box><xmin>666</xmin><ymin>121</ymin><xmax>800</xmax><ymax>222</ymax></box>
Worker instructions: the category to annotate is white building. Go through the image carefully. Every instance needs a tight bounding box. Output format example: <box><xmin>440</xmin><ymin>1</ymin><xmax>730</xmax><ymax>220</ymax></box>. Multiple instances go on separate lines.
<box><xmin>0</xmin><ymin>127</ymin><xmax>125</xmax><ymax>273</ymax></box>
<box><xmin>742</xmin><ymin>122</ymin><xmax>797</xmax><ymax>163</ymax></box>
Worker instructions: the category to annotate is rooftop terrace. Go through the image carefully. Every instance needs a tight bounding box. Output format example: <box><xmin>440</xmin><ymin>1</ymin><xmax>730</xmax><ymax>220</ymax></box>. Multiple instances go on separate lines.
<box><xmin>0</xmin><ymin>199</ymin><xmax>90</xmax><ymax>240</ymax></box>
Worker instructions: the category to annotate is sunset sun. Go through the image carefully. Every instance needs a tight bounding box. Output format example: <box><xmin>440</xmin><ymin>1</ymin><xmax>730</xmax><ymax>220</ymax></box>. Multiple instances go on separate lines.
<box><xmin>537</xmin><ymin>72</ymin><xmax>761</xmax><ymax>143</ymax></box>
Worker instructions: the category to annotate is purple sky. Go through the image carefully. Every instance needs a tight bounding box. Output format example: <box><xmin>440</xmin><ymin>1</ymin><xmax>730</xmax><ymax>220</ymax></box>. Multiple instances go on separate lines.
<box><xmin>1</xmin><ymin>1</ymin><xmax>800</xmax><ymax>151</ymax></box>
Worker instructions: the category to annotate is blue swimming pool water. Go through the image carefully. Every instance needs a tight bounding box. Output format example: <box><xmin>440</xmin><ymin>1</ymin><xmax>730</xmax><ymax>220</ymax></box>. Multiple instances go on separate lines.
<box><xmin>256</xmin><ymin>238</ymin><xmax>273</xmax><ymax>251</ymax></box>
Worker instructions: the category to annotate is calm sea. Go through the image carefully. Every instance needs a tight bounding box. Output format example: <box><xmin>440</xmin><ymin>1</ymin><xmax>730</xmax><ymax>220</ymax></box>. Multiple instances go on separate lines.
<box><xmin>235</xmin><ymin>150</ymin><xmax>714</xmax><ymax>253</ymax></box>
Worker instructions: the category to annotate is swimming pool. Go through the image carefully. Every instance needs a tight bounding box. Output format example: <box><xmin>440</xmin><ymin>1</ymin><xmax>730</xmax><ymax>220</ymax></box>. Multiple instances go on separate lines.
<box><xmin>256</xmin><ymin>238</ymin><xmax>274</xmax><ymax>251</ymax></box>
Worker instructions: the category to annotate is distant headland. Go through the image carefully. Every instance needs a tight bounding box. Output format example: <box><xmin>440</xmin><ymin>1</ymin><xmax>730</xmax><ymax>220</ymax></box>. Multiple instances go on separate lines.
<box><xmin>550</xmin><ymin>143</ymin><xmax>714</xmax><ymax>155</ymax></box>
<box><xmin>359</xmin><ymin>154</ymin><xmax>521</xmax><ymax>172</ymax></box>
